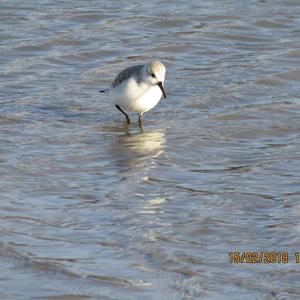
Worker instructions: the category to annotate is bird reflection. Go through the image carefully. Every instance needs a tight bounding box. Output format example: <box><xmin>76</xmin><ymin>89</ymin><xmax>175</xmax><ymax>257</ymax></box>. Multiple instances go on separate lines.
<box><xmin>109</xmin><ymin>127</ymin><xmax>165</xmax><ymax>177</ymax></box>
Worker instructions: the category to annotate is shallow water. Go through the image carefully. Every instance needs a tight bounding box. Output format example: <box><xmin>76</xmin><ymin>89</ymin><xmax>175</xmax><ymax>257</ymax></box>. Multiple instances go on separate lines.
<box><xmin>1</xmin><ymin>0</ymin><xmax>300</xmax><ymax>299</ymax></box>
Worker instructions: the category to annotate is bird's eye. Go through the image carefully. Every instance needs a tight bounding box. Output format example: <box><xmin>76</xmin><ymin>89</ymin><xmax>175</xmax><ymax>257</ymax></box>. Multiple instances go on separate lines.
<box><xmin>151</xmin><ymin>73</ymin><xmax>155</xmax><ymax>78</ymax></box>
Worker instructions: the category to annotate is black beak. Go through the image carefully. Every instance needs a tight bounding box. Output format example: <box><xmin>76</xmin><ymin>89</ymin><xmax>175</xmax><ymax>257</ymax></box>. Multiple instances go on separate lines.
<box><xmin>157</xmin><ymin>82</ymin><xmax>166</xmax><ymax>98</ymax></box>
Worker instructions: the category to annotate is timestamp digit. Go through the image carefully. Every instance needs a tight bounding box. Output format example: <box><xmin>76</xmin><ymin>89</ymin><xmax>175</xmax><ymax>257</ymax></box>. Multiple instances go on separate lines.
<box><xmin>295</xmin><ymin>252</ymin><xmax>299</xmax><ymax>263</ymax></box>
<box><xmin>282</xmin><ymin>252</ymin><xmax>288</xmax><ymax>263</ymax></box>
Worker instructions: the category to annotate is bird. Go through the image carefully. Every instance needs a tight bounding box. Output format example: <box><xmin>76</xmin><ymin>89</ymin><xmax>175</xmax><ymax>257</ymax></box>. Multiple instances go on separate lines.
<box><xmin>100</xmin><ymin>60</ymin><xmax>166</xmax><ymax>126</ymax></box>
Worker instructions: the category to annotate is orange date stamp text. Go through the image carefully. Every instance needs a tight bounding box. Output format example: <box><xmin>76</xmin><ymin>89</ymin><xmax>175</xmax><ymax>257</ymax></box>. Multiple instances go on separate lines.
<box><xmin>228</xmin><ymin>252</ymin><xmax>300</xmax><ymax>264</ymax></box>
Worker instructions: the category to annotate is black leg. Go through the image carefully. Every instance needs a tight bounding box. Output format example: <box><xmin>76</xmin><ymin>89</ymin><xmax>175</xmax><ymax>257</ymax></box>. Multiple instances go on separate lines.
<box><xmin>138</xmin><ymin>113</ymin><xmax>143</xmax><ymax>127</ymax></box>
<box><xmin>138</xmin><ymin>113</ymin><xmax>144</xmax><ymax>131</ymax></box>
<box><xmin>115</xmin><ymin>105</ymin><xmax>130</xmax><ymax>124</ymax></box>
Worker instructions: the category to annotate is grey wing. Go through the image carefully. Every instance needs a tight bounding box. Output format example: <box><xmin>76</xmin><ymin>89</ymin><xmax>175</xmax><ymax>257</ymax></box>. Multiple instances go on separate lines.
<box><xmin>111</xmin><ymin>65</ymin><xmax>143</xmax><ymax>87</ymax></box>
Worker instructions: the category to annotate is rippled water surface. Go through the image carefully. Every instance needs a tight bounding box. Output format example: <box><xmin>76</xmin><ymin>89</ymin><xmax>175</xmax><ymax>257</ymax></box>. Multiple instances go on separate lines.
<box><xmin>1</xmin><ymin>1</ymin><xmax>300</xmax><ymax>299</ymax></box>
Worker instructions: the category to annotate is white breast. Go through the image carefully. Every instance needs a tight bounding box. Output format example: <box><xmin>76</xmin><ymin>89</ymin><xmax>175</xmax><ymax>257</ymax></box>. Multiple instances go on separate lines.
<box><xmin>109</xmin><ymin>78</ymin><xmax>163</xmax><ymax>113</ymax></box>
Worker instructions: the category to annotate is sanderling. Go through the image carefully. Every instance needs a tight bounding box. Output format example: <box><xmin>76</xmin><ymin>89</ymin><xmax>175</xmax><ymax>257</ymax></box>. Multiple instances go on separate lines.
<box><xmin>100</xmin><ymin>61</ymin><xmax>166</xmax><ymax>126</ymax></box>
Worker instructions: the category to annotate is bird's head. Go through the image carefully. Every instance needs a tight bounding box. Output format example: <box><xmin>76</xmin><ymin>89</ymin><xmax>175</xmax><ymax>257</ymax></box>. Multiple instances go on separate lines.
<box><xmin>144</xmin><ymin>61</ymin><xmax>166</xmax><ymax>98</ymax></box>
